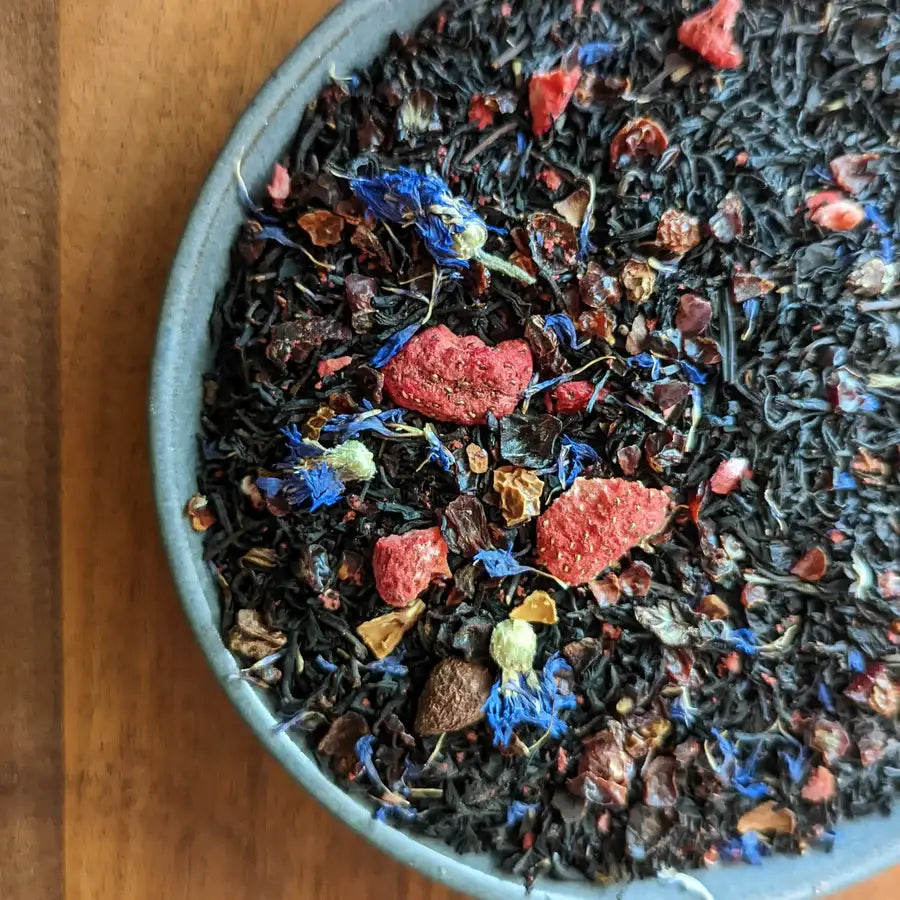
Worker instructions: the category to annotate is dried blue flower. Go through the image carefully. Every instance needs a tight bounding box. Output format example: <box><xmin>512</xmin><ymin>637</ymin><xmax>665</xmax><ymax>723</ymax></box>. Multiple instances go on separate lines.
<box><xmin>834</xmin><ymin>471</ymin><xmax>857</xmax><ymax>491</ymax></box>
<box><xmin>679</xmin><ymin>360</ymin><xmax>708</xmax><ymax>384</ymax></box>
<box><xmin>578</xmin><ymin>41</ymin><xmax>618</xmax><ymax>65</ymax></box>
<box><xmin>281</xmin><ymin>424</ymin><xmax>324</xmax><ymax>459</ymax></box>
<box><xmin>371</xmin><ymin>323</ymin><xmax>420</xmax><ymax>368</ymax></box>
<box><xmin>256</xmin><ymin>475</ymin><xmax>286</xmax><ymax>498</ymax></box>
<box><xmin>881</xmin><ymin>238</ymin><xmax>894</xmax><ymax>262</ymax></box>
<box><xmin>578</xmin><ymin>177</ymin><xmax>597</xmax><ymax>260</ymax></box>
<box><xmin>627</xmin><ymin>352</ymin><xmax>662</xmax><ymax>380</ymax></box>
<box><xmin>253</xmin><ymin>224</ymin><xmax>304</xmax><ymax>249</ymax></box>
<box><xmin>865</xmin><ymin>204</ymin><xmax>891</xmax><ymax>235</ymax></box>
<box><xmin>423</xmin><ymin>423</ymin><xmax>454</xmax><ymax>472</ymax></box>
<box><xmin>811</xmin><ymin>164</ymin><xmax>833</xmax><ymax>183</ymax></box>
<box><xmin>322</xmin><ymin>404</ymin><xmax>405</xmax><ymax>439</ymax></box>
<box><xmin>375</xmin><ymin>803</ymin><xmax>418</xmax><ymax>823</ymax></box>
<box><xmin>474</xmin><ymin>545</ymin><xmax>531</xmax><ymax>579</ymax></box>
<box><xmin>725</xmin><ymin>627</ymin><xmax>758</xmax><ymax>656</ymax></box>
<box><xmin>781</xmin><ymin>749</ymin><xmax>806</xmax><ymax>783</ymax></box>
<box><xmin>670</xmin><ymin>691</ymin><xmax>696</xmax><ymax>727</ymax></box>
<box><xmin>366</xmin><ymin>655</ymin><xmax>409</xmax><ymax>677</ymax></box>
<box><xmin>818</xmin><ymin>681</ymin><xmax>836</xmax><ymax>713</ymax></box>
<box><xmin>349</xmin><ymin>167</ymin><xmax>487</xmax><ymax>269</ymax></box>
<box><xmin>711</xmin><ymin>729</ymin><xmax>770</xmax><ymax>799</ymax></box>
<box><xmin>543</xmin><ymin>313</ymin><xmax>579</xmax><ymax>348</ymax></box>
<box><xmin>848</xmin><ymin>648</ymin><xmax>866</xmax><ymax>673</ymax></box>
<box><xmin>587</xmin><ymin>377</ymin><xmax>608</xmax><ymax>413</ymax></box>
<box><xmin>557</xmin><ymin>434</ymin><xmax>601</xmax><ymax>488</ymax></box>
<box><xmin>315</xmin><ymin>654</ymin><xmax>338</xmax><ymax>673</ymax></box>
<box><xmin>506</xmin><ymin>801</ymin><xmax>540</xmax><ymax>827</ymax></box>
<box><xmin>483</xmin><ymin>654</ymin><xmax>576</xmax><ymax>747</ymax></box>
<box><xmin>354</xmin><ymin>734</ymin><xmax>388</xmax><ymax>793</ymax></box>
<box><xmin>300</xmin><ymin>463</ymin><xmax>345</xmax><ymax>511</ymax></box>
<box><xmin>722</xmin><ymin>831</ymin><xmax>766</xmax><ymax>866</ymax></box>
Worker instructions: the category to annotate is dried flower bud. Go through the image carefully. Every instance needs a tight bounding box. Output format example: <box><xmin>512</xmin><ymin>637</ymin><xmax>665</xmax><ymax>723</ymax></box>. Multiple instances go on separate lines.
<box><xmin>356</xmin><ymin>599</ymin><xmax>426</xmax><ymax>659</ymax></box>
<box><xmin>227</xmin><ymin>608</ymin><xmax>287</xmax><ymax>661</ymax></box>
<box><xmin>490</xmin><ymin>619</ymin><xmax>538</xmax><ymax>683</ymax></box>
<box><xmin>656</xmin><ymin>209</ymin><xmax>702</xmax><ymax>255</ymax></box>
<box><xmin>397</xmin><ymin>87</ymin><xmax>441</xmax><ymax>140</ymax></box>
<box><xmin>323</xmin><ymin>440</ymin><xmax>376</xmax><ymax>481</ymax></box>
<box><xmin>620</xmin><ymin>259</ymin><xmax>657</xmax><ymax>303</ymax></box>
<box><xmin>415</xmin><ymin>658</ymin><xmax>493</xmax><ymax>735</ymax></box>
<box><xmin>493</xmin><ymin>465</ymin><xmax>545</xmax><ymax>526</ymax></box>
<box><xmin>297</xmin><ymin>209</ymin><xmax>344</xmax><ymax>246</ymax></box>
<box><xmin>510</xmin><ymin>590</ymin><xmax>558</xmax><ymax>625</ymax></box>
<box><xmin>186</xmin><ymin>493</ymin><xmax>216</xmax><ymax>531</ymax></box>
<box><xmin>737</xmin><ymin>801</ymin><xmax>796</xmax><ymax>835</ymax></box>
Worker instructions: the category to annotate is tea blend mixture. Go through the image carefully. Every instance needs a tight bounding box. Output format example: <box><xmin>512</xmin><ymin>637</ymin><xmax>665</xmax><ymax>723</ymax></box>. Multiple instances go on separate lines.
<box><xmin>191</xmin><ymin>0</ymin><xmax>900</xmax><ymax>887</ymax></box>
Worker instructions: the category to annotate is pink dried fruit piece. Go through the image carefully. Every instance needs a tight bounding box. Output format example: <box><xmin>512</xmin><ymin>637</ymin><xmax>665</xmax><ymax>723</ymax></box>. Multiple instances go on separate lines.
<box><xmin>801</xmin><ymin>766</ymin><xmax>836</xmax><ymax>804</ymax></box>
<box><xmin>829</xmin><ymin>153</ymin><xmax>879</xmax><ymax>195</ymax></box>
<box><xmin>372</xmin><ymin>526</ymin><xmax>451</xmax><ymax>608</ymax></box>
<box><xmin>806</xmin><ymin>191</ymin><xmax>865</xmax><ymax>231</ymax></box>
<box><xmin>551</xmin><ymin>380</ymin><xmax>604</xmax><ymax>413</ymax></box>
<box><xmin>676</xmin><ymin>293</ymin><xmax>712</xmax><ymax>336</ymax></box>
<box><xmin>609</xmin><ymin>118</ymin><xmax>668</xmax><ymax>168</ymax></box>
<box><xmin>790</xmin><ymin>546</ymin><xmax>828</xmax><ymax>582</ymax></box>
<box><xmin>528</xmin><ymin>67</ymin><xmax>582</xmax><ymax>138</ymax></box>
<box><xmin>382</xmin><ymin>325</ymin><xmax>533</xmax><ymax>425</ymax></box>
<box><xmin>678</xmin><ymin>0</ymin><xmax>744</xmax><ymax>70</ymax></box>
<box><xmin>536</xmin><ymin>477</ymin><xmax>669</xmax><ymax>585</ymax></box>
<box><xmin>709</xmin><ymin>457</ymin><xmax>752</xmax><ymax>495</ymax></box>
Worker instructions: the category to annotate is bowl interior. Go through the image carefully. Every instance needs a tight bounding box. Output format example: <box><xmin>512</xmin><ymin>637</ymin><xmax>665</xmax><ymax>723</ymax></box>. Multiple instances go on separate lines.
<box><xmin>149</xmin><ymin>1</ymin><xmax>900</xmax><ymax>897</ymax></box>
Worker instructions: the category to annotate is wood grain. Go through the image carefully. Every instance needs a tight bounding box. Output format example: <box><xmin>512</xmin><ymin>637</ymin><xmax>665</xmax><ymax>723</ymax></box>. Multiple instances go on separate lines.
<box><xmin>0</xmin><ymin>4</ymin><xmax>62</xmax><ymax>900</ymax></box>
<box><xmin>55</xmin><ymin>2</ymin><xmax>898</xmax><ymax>899</ymax></box>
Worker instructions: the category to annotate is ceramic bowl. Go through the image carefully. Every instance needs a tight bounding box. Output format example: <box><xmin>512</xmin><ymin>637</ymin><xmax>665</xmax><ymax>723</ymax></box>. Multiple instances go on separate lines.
<box><xmin>149</xmin><ymin>2</ymin><xmax>900</xmax><ymax>897</ymax></box>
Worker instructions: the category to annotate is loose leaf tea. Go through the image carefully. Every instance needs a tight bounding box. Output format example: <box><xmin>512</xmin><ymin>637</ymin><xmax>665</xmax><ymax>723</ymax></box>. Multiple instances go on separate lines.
<box><xmin>195</xmin><ymin>0</ymin><xmax>900</xmax><ymax>888</ymax></box>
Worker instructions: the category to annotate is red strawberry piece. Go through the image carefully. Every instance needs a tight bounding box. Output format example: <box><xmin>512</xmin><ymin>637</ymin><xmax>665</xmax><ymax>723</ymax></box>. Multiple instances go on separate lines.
<box><xmin>468</xmin><ymin>94</ymin><xmax>496</xmax><ymax>131</ymax></box>
<box><xmin>382</xmin><ymin>325</ymin><xmax>533</xmax><ymax>425</ymax></box>
<box><xmin>536</xmin><ymin>477</ymin><xmax>670</xmax><ymax>584</ymax></box>
<box><xmin>800</xmin><ymin>766</ymin><xmax>836</xmax><ymax>804</ymax></box>
<box><xmin>678</xmin><ymin>0</ymin><xmax>744</xmax><ymax>70</ymax></box>
<box><xmin>528</xmin><ymin>67</ymin><xmax>582</xmax><ymax>138</ymax></box>
<box><xmin>538</xmin><ymin>169</ymin><xmax>564</xmax><ymax>191</ymax></box>
<box><xmin>806</xmin><ymin>191</ymin><xmax>865</xmax><ymax>231</ymax></box>
<box><xmin>267</xmin><ymin>163</ymin><xmax>291</xmax><ymax>206</ymax></box>
<box><xmin>829</xmin><ymin>153</ymin><xmax>879</xmax><ymax>195</ymax></box>
<box><xmin>709</xmin><ymin>457</ymin><xmax>752</xmax><ymax>495</ymax></box>
<box><xmin>790</xmin><ymin>546</ymin><xmax>828</xmax><ymax>582</ymax></box>
<box><xmin>316</xmin><ymin>355</ymin><xmax>353</xmax><ymax>378</ymax></box>
<box><xmin>551</xmin><ymin>380</ymin><xmax>607</xmax><ymax>413</ymax></box>
<box><xmin>372</xmin><ymin>526</ymin><xmax>451</xmax><ymax>608</ymax></box>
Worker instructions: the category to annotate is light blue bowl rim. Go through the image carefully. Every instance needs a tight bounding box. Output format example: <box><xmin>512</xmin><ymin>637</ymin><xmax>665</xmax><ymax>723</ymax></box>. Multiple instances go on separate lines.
<box><xmin>149</xmin><ymin>1</ymin><xmax>900</xmax><ymax>897</ymax></box>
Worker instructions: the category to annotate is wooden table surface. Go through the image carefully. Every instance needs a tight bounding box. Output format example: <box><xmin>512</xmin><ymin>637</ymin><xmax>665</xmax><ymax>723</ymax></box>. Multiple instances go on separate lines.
<box><xmin>1</xmin><ymin>0</ymin><xmax>898</xmax><ymax>897</ymax></box>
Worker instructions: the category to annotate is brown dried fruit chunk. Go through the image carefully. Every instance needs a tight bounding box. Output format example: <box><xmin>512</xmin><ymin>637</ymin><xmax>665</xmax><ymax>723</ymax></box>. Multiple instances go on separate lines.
<box><xmin>442</xmin><ymin>494</ymin><xmax>491</xmax><ymax>557</ymax></box>
<box><xmin>697</xmin><ymin>594</ymin><xmax>730</xmax><ymax>619</ymax></box>
<box><xmin>846</xmin><ymin>257</ymin><xmax>893</xmax><ymax>297</ymax></box>
<box><xmin>298</xmin><ymin>209</ymin><xmax>344</xmax><ymax>246</ymax></box>
<box><xmin>493</xmin><ymin>466</ymin><xmax>545</xmax><ymax>527</ymax></box>
<box><xmin>737</xmin><ymin>801</ymin><xmax>796</xmax><ymax>835</ymax></box>
<box><xmin>571</xmin><ymin>726</ymin><xmax>633</xmax><ymax>807</ymax></box>
<box><xmin>844</xmin><ymin>663</ymin><xmax>899</xmax><ymax>718</ymax></box>
<box><xmin>267</xmin><ymin>315</ymin><xmax>352</xmax><ymax>365</ymax></box>
<box><xmin>709</xmin><ymin>191</ymin><xmax>745</xmax><ymax>243</ymax></box>
<box><xmin>620</xmin><ymin>259</ymin><xmax>657</xmax><ymax>303</ymax></box>
<box><xmin>318</xmin><ymin>711</ymin><xmax>369</xmax><ymax>757</ymax></box>
<box><xmin>656</xmin><ymin>209</ymin><xmax>702</xmax><ymax>255</ymax></box>
<box><xmin>643</xmin><ymin>756</ymin><xmax>678</xmax><ymax>809</ymax></box>
<box><xmin>731</xmin><ymin>272</ymin><xmax>776</xmax><ymax>304</ymax></box>
<box><xmin>466</xmin><ymin>443</ymin><xmax>489</xmax><ymax>474</ymax></box>
<box><xmin>619</xmin><ymin>561</ymin><xmax>652</xmax><ymax>598</ymax></box>
<box><xmin>186</xmin><ymin>493</ymin><xmax>216</xmax><ymax>531</ymax></box>
<box><xmin>610</xmin><ymin>117</ymin><xmax>668</xmax><ymax>168</ymax></box>
<box><xmin>811</xmin><ymin>718</ymin><xmax>851</xmax><ymax>765</ymax></box>
<box><xmin>580</xmin><ymin>261</ymin><xmax>621</xmax><ymax>307</ymax></box>
<box><xmin>344</xmin><ymin>273</ymin><xmax>377</xmax><ymax>332</ymax></box>
<box><xmin>576</xmin><ymin>309</ymin><xmax>616</xmax><ymax>344</ymax></box>
<box><xmin>510</xmin><ymin>590</ymin><xmax>558</xmax><ymax>625</ymax></box>
<box><xmin>415</xmin><ymin>658</ymin><xmax>493</xmax><ymax>736</ymax></box>
<box><xmin>227</xmin><ymin>608</ymin><xmax>287</xmax><ymax>661</ymax></box>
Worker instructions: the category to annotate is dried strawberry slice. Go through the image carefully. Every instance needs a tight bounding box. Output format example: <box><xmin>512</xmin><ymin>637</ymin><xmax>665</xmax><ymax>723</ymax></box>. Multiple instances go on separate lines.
<box><xmin>528</xmin><ymin>67</ymin><xmax>582</xmax><ymax>138</ymax></box>
<box><xmin>372</xmin><ymin>526</ymin><xmax>451</xmax><ymax>607</ymax></box>
<box><xmin>678</xmin><ymin>0</ymin><xmax>744</xmax><ymax>70</ymax></box>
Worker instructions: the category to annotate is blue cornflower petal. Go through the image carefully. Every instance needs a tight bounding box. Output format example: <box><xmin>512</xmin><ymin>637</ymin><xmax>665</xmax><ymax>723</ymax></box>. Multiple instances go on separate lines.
<box><xmin>366</xmin><ymin>655</ymin><xmax>409</xmax><ymax>677</ymax></box>
<box><xmin>733</xmin><ymin>778</ymin><xmax>770</xmax><ymax>799</ymax></box>
<box><xmin>302</xmin><ymin>463</ymin><xmax>345</xmax><ymax>511</ymax></box>
<box><xmin>670</xmin><ymin>694</ymin><xmax>696</xmax><ymax>727</ymax></box>
<box><xmin>679</xmin><ymin>360</ymin><xmax>708</xmax><ymax>384</ymax></box>
<box><xmin>811</xmin><ymin>165</ymin><xmax>833</xmax><ymax>183</ymax></box>
<box><xmin>349</xmin><ymin>167</ymin><xmax>486</xmax><ymax>269</ymax></box>
<box><xmin>861</xmin><ymin>392</ymin><xmax>881</xmax><ymax>412</ymax></box>
<box><xmin>848</xmin><ymin>648</ymin><xmax>866</xmax><ymax>673</ymax></box>
<box><xmin>253</xmin><ymin>224</ymin><xmax>304</xmax><ymax>248</ymax></box>
<box><xmin>506</xmin><ymin>801</ymin><xmax>540</xmax><ymax>827</ymax></box>
<box><xmin>865</xmin><ymin>204</ymin><xmax>891</xmax><ymax>235</ymax></box>
<box><xmin>726</xmin><ymin>627</ymin><xmax>758</xmax><ymax>656</ymax></box>
<box><xmin>281</xmin><ymin>424</ymin><xmax>324</xmax><ymax>459</ymax></box>
<box><xmin>256</xmin><ymin>475</ymin><xmax>286</xmax><ymax>497</ymax></box>
<box><xmin>781</xmin><ymin>750</ymin><xmax>806</xmax><ymax>783</ymax></box>
<box><xmin>558</xmin><ymin>434</ymin><xmax>601</xmax><ymax>488</ymax></box>
<box><xmin>375</xmin><ymin>803</ymin><xmax>418</xmax><ymax>823</ymax></box>
<box><xmin>474</xmin><ymin>545</ymin><xmax>531</xmax><ymax>579</ymax></box>
<box><xmin>423</xmin><ymin>424</ymin><xmax>455</xmax><ymax>472</ymax></box>
<box><xmin>578</xmin><ymin>41</ymin><xmax>618</xmax><ymax>65</ymax></box>
<box><xmin>834</xmin><ymin>471</ymin><xmax>857</xmax><ymax>491</ymax></box>
<box><xmin>315</xmin><ymin>654</ymin><xmax>338</xmax><ymax>673</ymax></box>
<box><xmin>740</xmin><ymin>831</ymin><xmax>766</xmax><ymax>865</ymax></box>
<box><xmin>322</xmin><ymin>406</ymin><xmax>405</xmax><ymax>439</ymax></box>
<box><xmin>880</xmin><ymin>238</ymin><xmax>893</xmax><ymax>262</ymax></box>
<box><xmin>354</xmin><ymin>734</ymin><xmax>388</xmax><ymax>793</ymax></box>
<box><xmin>371</xmin><ymin>323</ymin><xmax>420</xmax><ymax>368</ymax></box>
<box><xmin>543</xmin><ymin>313</ymin><xmax>579</xmax><ymax>348</ymax></box>
<box><xmin>818</xmin><ymin>681</ymin><xmax>836</xmax><ymax>713</ymax></box>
